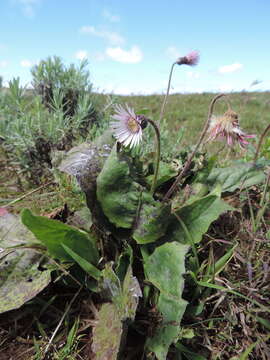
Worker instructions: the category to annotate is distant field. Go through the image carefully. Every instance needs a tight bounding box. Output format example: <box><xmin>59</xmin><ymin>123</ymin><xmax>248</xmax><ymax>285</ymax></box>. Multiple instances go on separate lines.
<box><xmin>118</xmin><ymin>91</ymin><xmax>270</xmax><ymax>144</ymax></box>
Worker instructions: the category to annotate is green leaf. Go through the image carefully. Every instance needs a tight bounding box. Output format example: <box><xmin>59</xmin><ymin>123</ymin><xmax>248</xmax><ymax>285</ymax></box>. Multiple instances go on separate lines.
<box><xmin>115</xmin><ymin>244</ymin><xmax>133</xmax><ymax>283</ymax></box>
<box><xmin>133</xmin><ymin>192</ymin><xmax>171</xmax><ymax>244</ymax></box>
<box><xmin>92</xmin><ymin>264</ymin><xmax>142</xmax><ymax>359</ymax></box>
<box><xmin>121</xmin><ymin>265</ymin><xmax>142</xmax><ymax>320</ymax></box>
<box><xmin>62</xmin><ymin>244</ymin><xmax>101</xmax><ymax>280</ymax></box>
<box><xmin>169</xmin><ymin>194</ymin><xmax>234</xmax><ymax>244</ymax></box>
<box><xmin>144</xmin><ymin>242</ymin><xmax>189</xmax><ymax>360</ymax></box>
<box><xmin>96</xmin><ymin>146</ymin><xmax>142</xmax><ymax>228</ymax></box>
<box><xmin>101</xmin><ymin>264</ymin><xmax>141</xmax><ymax>319</ymax></box>
<box><xmin>208</xmin><ymin>244</ymin><xmax>237</xmax><ymax>277</ymax></box>
<box><xmin>206</xmin><ymin>161</ymin><xmax>269</xmax><ymax>193</ymax></box>
<box><xmin>146</xmin><ymin>161</ymin><xmax>178</xmax><ymax>189</ymax></box>
<box><xmin>21</xmin><ymin>209</ymin><xmax>98</xmax><ymax>264</ymax></box>
<box><xmin>0</xmin><ymin>212</ymin><xmax>51</xmax><ymax>314</ymax></box>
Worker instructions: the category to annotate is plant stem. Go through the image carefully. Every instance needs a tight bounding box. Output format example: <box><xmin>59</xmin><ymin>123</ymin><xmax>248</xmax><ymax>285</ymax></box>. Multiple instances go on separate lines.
<box><xmin>3</xmin><ymin>180</ymin><xmax>54</xmax><ymax>208</ymax></box>
<box><xmin>253</xmin><ymin>123</ymin><xmax>270</xmax><ymax>164</ymax></box>
<box><xmin>254</xmin><ymin>168</ymin><xmax>270</xmax><ymax>231</ymax></box>
<box><xmin>163</xmin><ymin>93</ymin><xmax>225</xmax><ymax>201</ymax></box>
<box><xmin>148</xmin><ymin>118</ymin><xmax>161</xmax><ymax>195</ymax></box>
<box><xmin>159</xmin><ymin>62</ymin><xmax>176</xmax><ymax>124</ymax></box>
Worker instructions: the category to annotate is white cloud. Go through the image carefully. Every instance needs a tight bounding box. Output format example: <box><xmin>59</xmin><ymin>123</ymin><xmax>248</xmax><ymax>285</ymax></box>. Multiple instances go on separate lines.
<box><xmin>166</xmin><ymin>46</ymin><xmax>180</xmax><ymax>60</ymax></box>
<box><xmin>15</xmin><ymin>0</ymin><xmax>41</xmax><ymax>18</ymax></box>
<box><xmin>102</xmin><ymin>9</ymin><xmax>120</xmax><ymax>22</ymax></box>
<box><xmin>20</xmin><ymin>59</ymin><xmax>32</xmax><ymax>67</ymax></box>
<box><xmin>79</xmin><ymin>26</ymin><xmax>124</xmax><ymax>45</ymax></box>
<box><xmin>0</xmin><ymin>60</ymin><xmax>8</xmax><ymax>68</ymax></box>
<box><xmin>75</xmin><ymin>50</ymin><xmax>88</xmax><ymax>60</ymax></box>
<box><xmin>218</xmin><ymin>63</ymin><xmax>243</xmax><ymax>74</ymax></box>
<box><xmin>106</xmin><ymin>46</ymin><xmax>143</xmax><ymax>64</ymax></box>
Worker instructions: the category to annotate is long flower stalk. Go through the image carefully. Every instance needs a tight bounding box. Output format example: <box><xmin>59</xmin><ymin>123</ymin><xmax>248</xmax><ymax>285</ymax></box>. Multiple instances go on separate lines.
<box><xmin>253</xmin><ymin>123</ymin><xmax>270</xmax><ymax>164</ymax></box>
<box><xmin>159</xmin><ymin>62</ymin><xmax>176</xmax><ymax>124</ymax></box>
<box><xmin>159</xmin><ymin>51</ymin><xmax>200</xmax><ymax>125</ymax></box>
<box><xmin>163</xmin><ymin>93</ymin><xmax>225</xmax><ymax>201</ymax></box>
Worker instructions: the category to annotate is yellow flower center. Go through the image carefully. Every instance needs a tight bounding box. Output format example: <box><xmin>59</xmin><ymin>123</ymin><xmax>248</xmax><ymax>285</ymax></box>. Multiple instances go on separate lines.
<box><xmin>127</xmin><ymin>117</ymin><xmax>139</xmax><ymax>133</ymax></box>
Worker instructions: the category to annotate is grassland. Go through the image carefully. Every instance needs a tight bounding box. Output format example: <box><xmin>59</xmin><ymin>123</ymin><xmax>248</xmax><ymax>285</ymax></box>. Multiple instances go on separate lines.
<box><xmin>0</xmin><ymin>88</ymin><xmax>270</xmax><ymax>359</ymax></box>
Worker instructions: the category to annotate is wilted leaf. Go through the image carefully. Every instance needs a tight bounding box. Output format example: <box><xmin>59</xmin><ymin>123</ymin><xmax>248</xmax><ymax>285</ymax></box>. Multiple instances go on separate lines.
<box><xmin>92</xmin><ymin>303</ymin><xmax>123</xmax><ymax>360</ymax></box>
<box><xmin>97</xmin><ymin>146</ymin><xmax>142</xmax><ymax>228</ymax></box>
<box><xmin>143</xmin><ymin>242</ymin><xmax>189</xmax><ymax>360</ymax></box>
<box><xmin>133</xmin><ymin>192</ymin><xmax>171</xmax><ymax>244</ymax></box>
<box><xmin>57</xmin><ymin>131</ymin><xmax>113</xmax><ymax>210</ymax></box>
<box><xmin>206</xmin><ymin>161</ymin><xmax>269</xmax><ymax>193</ymax></box>
<box><xmin>21</xmin><ymin>209</ymin><xmax>99</xmax><ymax>264</ymax></box>
<box><xmin>168</xmin><ymin>194</ymin><xmax>234</xmax><ymax>244</ymax></box>
<box><xmin>0</xmin><ymin>212</ymin><xmax>51</xmax><ymax>314</ymax></box>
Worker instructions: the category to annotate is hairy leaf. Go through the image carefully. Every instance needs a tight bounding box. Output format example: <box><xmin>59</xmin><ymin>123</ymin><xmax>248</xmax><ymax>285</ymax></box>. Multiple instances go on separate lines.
<box><xmin>56</xmin><ymin>131</ymin><xmax>113</xmax><ymax>210</ymax></box>
<box><xmin>144</xmin><ymin>242</ymin><xmax>189</xmax><ymax>360</ymax></box>
<box><xmin>92</xmin><ymin>303</ymin><xmax>123</xmax><ymax>360</ymax></box>
<box><xmin>133</xmin><ymin>192</ymin><xmax>171</xmax><ymax>244</ymax></box>
<box><xmin>92</xmin><ymin>264</ymin><xmax>142</xmax><ymax>359</ymax></box>
<box><xmin>96</xmin><ymin>146</ymin><xmax>142</xmax><ymax>228</ymax></box>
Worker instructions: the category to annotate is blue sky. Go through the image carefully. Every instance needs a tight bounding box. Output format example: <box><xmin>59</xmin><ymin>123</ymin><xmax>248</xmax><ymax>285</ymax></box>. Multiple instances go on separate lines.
<box><xmin>0</xmin><ymin>0</ymin><xmax>269</xmax><ymax>94</ymax></box>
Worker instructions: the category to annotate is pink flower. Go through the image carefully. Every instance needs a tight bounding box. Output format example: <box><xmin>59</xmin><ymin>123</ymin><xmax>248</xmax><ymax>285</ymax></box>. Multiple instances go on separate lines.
<box><xmin>176</xmin><ymin>51</ymin><xmax>200</xmax><ymax>66</ymax></box>
<box><xmin>207</xmin><ymin>110</ymin><xmax>255</xmax><ymax>148</ymax></box>
<box><xmin>111</xmin><ymin>104</ymin><xmax>143</xmax><ymax>148</ymax></box>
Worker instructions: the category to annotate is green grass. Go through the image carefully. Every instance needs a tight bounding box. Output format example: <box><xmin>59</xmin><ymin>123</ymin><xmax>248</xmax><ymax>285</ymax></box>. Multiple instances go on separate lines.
<box><xmin>120</xmin><ymin>91</ymin><xmax>270</xmax><ymax>144</ymax></box>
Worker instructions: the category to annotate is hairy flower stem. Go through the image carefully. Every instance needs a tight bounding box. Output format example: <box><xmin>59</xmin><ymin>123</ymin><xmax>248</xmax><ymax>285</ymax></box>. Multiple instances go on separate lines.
<box><xmin>163</xmin><ymin>93</ymin><xmax>226</xmax><ymax>201</ymax></box>
<box><xmin>159</xmin><ymin>62</ymin><xmax>176</xmax><ymax>124</ymax></box>
<box><xmin>253</xmin><ymin>123</ymin><xmax>270</xmax><ymax>165</ymax></box>
<box><xmin>148</xmin><ymin>118</ymin><xmax>161</xmax><ymax>195</ymax></box>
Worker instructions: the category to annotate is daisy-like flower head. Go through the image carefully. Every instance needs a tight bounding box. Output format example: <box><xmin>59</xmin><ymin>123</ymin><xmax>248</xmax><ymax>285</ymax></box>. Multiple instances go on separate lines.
<box><xmin>111</xmin><ymin>104</ymin><xmax>146</xmax><ymax>148</ymax></box>
<box><xmin>176</xmin><ymin>50</ymin><xmax>200</xmax><ymax>66</ymax></box>
<box><xmin>207</xmin><ymin>109</ymin><xmax>255</xmax><ymax>148</ymax></box>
